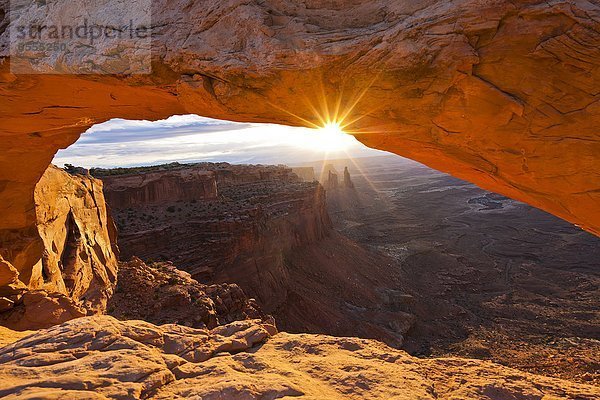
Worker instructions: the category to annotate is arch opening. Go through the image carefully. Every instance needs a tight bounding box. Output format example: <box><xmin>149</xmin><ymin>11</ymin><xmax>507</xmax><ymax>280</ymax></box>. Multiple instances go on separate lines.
<box><xmin>37</xmin><ymin>114</ymin><xmax>600</xmax><ymax>384</ymax></box>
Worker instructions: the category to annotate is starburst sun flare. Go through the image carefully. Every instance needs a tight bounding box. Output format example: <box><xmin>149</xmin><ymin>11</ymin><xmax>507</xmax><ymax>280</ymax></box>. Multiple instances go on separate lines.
<box><xmin>312</xmin><ymin>121</ymin><xmax>357</xmax><ymax>152</ymax></box>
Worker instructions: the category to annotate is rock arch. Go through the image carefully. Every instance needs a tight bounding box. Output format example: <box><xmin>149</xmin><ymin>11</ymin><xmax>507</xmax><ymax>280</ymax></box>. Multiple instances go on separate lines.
<box><xmin>1</xmin><ymin>0</ymin><xmax>599</xmax><ymax>279</ymax></box>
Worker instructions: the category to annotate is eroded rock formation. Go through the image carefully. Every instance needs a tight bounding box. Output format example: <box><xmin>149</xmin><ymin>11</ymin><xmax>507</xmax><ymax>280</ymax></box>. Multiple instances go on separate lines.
<box><xmin>0</xmin><ymin>166</ymin><xmax>118</xmax><ymax>329</ymax></box>
<box><xmin>291</xmin><ymin>167</ymin><xmax>316</xmax><ymax>182</ymax></box>
<box><xmin>322</xmin><ymin>165</ymin><xmax>355</xmax><ymax>190</ymax></box>
<box><xmin>99</xmin><ymin>167</ymin><xmax>218</xmax><ymax>209</ymax></box>
<box><xmin>327</xmin><ymin>170</ymin><xmax>340</xmax><ymax>189</ymax></box>
<box><xmin>100</xmin><ymin>163</ymin><xmax>331</xmax><ymax>309</ymax></box>
<box><xmin>33</xmin><ymin>167</ymin><xmax>118</xmax><ymax>312</ymax></box>
<box><xmin>108</xmin><ymin>257</ymin><xmax>270</xmax><ymax>329</ymax></box>
<box><xmin>0</xmin><ymin>315</ymin><xmax>598</xmax><ymax>399</ymax></box>
<box><xmin>344</xmin><ymin>167</ymin><xmax>355</xmax><ymax>189</ymax></box>
<box><xmin>0</xmin><ymin>290</ymin><xmax>87</xmax><ymax>331</ymax></box>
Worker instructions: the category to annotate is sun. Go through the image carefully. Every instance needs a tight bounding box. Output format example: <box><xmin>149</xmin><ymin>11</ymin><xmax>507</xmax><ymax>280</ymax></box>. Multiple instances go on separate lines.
<box><xmin>312</xmin><ymin>121</ymin><xmax>355</xmax><ymax>152</ymax></box>
<box><xmin>265</xmin><ymin>77</ymin><xmax>381</xmax><ymax>153</ymax></box>
<box><xmin>321</xmin><ymin>121</ymin><xmax>345</xmax><ymax>136</ymax></box>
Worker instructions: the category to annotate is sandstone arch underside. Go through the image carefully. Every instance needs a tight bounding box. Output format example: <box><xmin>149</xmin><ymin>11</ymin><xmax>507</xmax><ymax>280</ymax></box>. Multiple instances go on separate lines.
<box><xmin>1</xmin><ymin>0</ymin><xmax>599</xmax><ymax>276</ymax></box>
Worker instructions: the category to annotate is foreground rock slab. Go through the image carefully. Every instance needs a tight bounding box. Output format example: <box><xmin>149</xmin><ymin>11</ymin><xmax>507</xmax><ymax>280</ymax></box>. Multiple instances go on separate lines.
<box><xmin>0</xmin><ymin>316</ymin><xmax>598</xmax><ymax>399</ymax></box>
<box><xmin>0</xmin><ymin>316</ymin><xmax>276</xmax><ymax>399</ymax></box>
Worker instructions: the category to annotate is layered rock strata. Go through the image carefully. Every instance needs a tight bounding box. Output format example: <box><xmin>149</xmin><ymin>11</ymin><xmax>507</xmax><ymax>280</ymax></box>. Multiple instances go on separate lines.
<box><xmin>99</xmin><ymin>163</ymin><xmax>331</xmax><ymax>312</ymax></box>
<box><xmin>1</xmin><ymin>1</ymin><xmax>599</xmax><ymax>304</ymax></box>
<box><xmin>99</xmin><ymin>162</ymin><xmax>413</xmax><ymax>346</ymax></box>
<box><xmin>291</xmin><ymin>167</ymin><xmax>316</xmax><ymax>182</ymax></box>
<box><xmin>101</xmin><ymin>169</ymin><xmax>217</xmax><ymax>209</ymax></box>
<box><xmin>0</xmin><ymin>315</ymin><xmax>597</xmax><ymax>399</ymax></box>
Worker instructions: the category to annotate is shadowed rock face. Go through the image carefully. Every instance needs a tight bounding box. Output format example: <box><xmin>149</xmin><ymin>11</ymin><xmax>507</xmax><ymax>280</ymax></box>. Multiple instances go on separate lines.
<box><xmin>98</xmin><ymin>163</ymin><xmax>414</xmax><ymax>346</ymax></box>
<box><xmin>0</xmin><ymin>1</ymin><xmax>599</xmax><ymax>298</ymax></box>
<box><xmin>0</xmin><ymin>315</ymin><xmax>598</xmax><ymax>399</ymax></box>
<box><xmin>99</xmin><ymin>163</ymin><xmax>332</xmax><ymax>311</ymax></box>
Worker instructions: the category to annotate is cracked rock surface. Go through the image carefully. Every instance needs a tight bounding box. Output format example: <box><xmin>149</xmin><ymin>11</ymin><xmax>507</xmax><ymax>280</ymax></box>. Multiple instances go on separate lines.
<box><xmin>0</xmin><ymin>315</ymin><xmax>598</xmax><ymax>399</ymax></box>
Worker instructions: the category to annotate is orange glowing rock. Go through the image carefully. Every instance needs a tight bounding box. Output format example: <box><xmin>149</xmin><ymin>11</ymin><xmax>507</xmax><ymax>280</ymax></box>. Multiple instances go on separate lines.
<box><xmin>0</xmin><ymin>0</ymin><xmax>598</xmax><ymax>303</ymax></box>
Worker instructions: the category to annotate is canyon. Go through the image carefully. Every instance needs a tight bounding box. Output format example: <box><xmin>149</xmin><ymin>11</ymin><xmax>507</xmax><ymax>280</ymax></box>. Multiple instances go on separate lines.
<box><xmin>100</xmin><ymin>167</ymin><xmax>218</xmax><ymax>208</ymax></box>
<box><xmin>0</xmin><ymin>160</ymin><xmax>597</xmax><ymax>397</ymax></box>
<box><xmin>1</xmin><ymin>1</ymin><xmax>599</xmax><ymax>258</ymax></box>
<box><xmin>319</xmin><ymin>155</ymin><xmax>600</xmax><ymax>385</ymax></box>
<box><xmin>1</xmin><ymin>1</ymin><xmax>599</xmax><ymax>330</ymax></box>
<box><xmin>97</xmin><ymin>162</ymin><xmax>413</xmax><ymax>346</ymax></box>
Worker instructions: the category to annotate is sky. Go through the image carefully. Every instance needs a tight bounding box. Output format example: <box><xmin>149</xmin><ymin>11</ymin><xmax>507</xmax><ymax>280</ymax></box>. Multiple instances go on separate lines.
<box><xmin>53</xmin><ymin>115</ymin><xmax>390</xmax><ymax>168</ymax></box>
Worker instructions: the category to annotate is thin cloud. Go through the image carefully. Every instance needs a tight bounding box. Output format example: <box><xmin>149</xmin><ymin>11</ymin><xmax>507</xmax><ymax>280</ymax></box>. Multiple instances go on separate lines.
<box><xmin>54</xmin><ymin>115</ymin><xmax>389</xmax><ymax>168</ymax></box>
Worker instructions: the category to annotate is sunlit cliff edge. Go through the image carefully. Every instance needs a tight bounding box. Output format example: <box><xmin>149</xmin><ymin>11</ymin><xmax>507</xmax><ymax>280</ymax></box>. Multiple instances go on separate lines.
<box><xmin>0</xmin><ymin>161</ymin><xmax>596</xmax><ymax>399</ymax></box>
<box><xmin>0</xmin><ymin>166</ymin><xmax>117</xmax><ymax>330</ymax></box>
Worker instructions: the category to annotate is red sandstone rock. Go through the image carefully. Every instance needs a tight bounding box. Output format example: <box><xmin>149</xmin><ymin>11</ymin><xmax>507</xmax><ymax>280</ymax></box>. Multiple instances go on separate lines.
<box><xmin>0</xmin><ymin>315</ymin><xmax>597</xmax><ymax>399</ymax></box>
<box><xmin>0</xmin><ymin>2</ymin><xmax>599</xmax><ymax>301</ymax></box>
<box><xmin>0</xmin><ymin>166</ymin><xmax>118</xmax><ymax>329</ymax></box>
<box><xmin>101</xmin><ymin>168</ymin><xmax>218</xmax><ymax>209</ymax></box>
<box><xmin>0</xmin><ymin>290</ymin><xmax>87</xmax><ymax>330</ymax></box>
<box><xmin>99</xmin><ymin>163</ymin><xmax>414</xmax><ymax>346</ymax></box>
<box><xmin>0</xmin><ymin>0</ymin><xmax>598</xmax><ymax>242</ymax></box>
<box><xmin>32</xmin><ymin>166</ymin><xmax>118</xmax><ymax>313</ymax></box>
<box><xmin>100</xmin><ymin>163</ymin><xmax>331</xmax><ymax>312</ymax></box>
<box><xmin>108</xmin><ymin>257</ymin><xmax>272</xmax><ymax>329</ymax></box>
<box><xmin>291</xmin><ymin>167</ymin><xmax>316</xmax><ymax>182</ymax></box>
<box><xmin>0</xmin><ymin>257</ymin><xmax>21</xmax><ymax>288</ymax></box>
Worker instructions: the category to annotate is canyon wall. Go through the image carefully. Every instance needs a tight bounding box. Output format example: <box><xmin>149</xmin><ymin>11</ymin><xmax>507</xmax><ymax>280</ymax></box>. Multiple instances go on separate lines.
<box><xmin>291</xmin><ymin>167</ymin><xmax>316</xmax><ymax>182</ymax></box>
<box><xmin>33</xmin><ymin>167</ymin><xmax>118</xmax><ymax>312</ymax></box>
<box><xmin>100</xmin><ymin>169</ymin><xmax>218</xmax><ymax>209</ymax></box>
<box><xmin>211</xmin><ymin>163</ymin><xmax>303</xmax><ymax>186</ymax></box>
<box><xmin>100</xmin><ymin>163</ymin><xmax>414</xmax><ymax>346</ymax></box>
<box><xmin>0</xmin><ymin>166</ymin><xmax>118</xmax><ymax>329</ymax></box>
<box><xmin>0</xmin><ymin>0</ymin><xmax>598</xmax><ymax>241</ymax></box>
<box><xmin>101</xmin><ymin>163</ymin><xmax>331</xmax><ymax>312</ymax></box>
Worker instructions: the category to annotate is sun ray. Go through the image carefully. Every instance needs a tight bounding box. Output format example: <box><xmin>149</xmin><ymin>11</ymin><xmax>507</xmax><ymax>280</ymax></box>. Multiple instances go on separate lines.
<box><xmin>266</xmin><ymin>71</ymin><xmax>387</xmax><ymax>157</ymax></box>
<box><xmin>266</xmin><ymin>101</ymin><xmax>322</xmax><ymax>129</ymax></box>
<box><xmin>337</xmin><ymin>74</ymin><xmax>381</xmax><ymax>127</ymax></box>
<box><xmin>341</xmin><ymin>149</ymin><xmax>385</xmax><ymax>195</ymax></box>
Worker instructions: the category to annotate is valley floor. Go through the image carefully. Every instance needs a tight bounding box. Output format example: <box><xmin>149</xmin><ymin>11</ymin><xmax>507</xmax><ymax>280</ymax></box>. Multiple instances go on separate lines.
<box><xmin>318</xmin><ymin>155</ymin><xmax>600</xmax><ymax>385</ymax></box>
